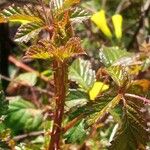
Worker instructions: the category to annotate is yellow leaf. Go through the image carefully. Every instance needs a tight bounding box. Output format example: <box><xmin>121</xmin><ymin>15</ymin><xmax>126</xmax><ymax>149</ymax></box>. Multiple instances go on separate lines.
<box><xmin>63</xmin><ymin>0</ymin><xmax>80</xmax><ymax>9</ymax></box>
<box><xmin>128</xmin><ymin>65</ymin><xmax>141</xmax><ymax>75</ymax></box>
<box><xmin>0</xmin><ymin>15</ymin><xmax>7</xmax><ymax>23</ymax></box>
<box><xmin>91</xmin><ymin>10</ymin><xmax>112</xmax><ymax>38</ymax></box>
<box><xmin>9</xmin><ymin>14</ymin><xmax>43</xmax><ymax>24</ymax></box>
<box><xmin>89</xmin><ymin>82</ymin><xmax>109</xmax><ymax>100</ymax></box>
<box><xmin>112</xmin><ymin>14</ymin><xmax>123</xmax><ymax>39</ymax></box>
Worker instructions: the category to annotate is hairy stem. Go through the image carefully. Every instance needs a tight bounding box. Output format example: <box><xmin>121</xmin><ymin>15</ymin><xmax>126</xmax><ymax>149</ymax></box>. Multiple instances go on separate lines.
<box><xmin>49</xmin><ymin>60</ymin><xmax>68</xmax><ymax>150</ymax></box>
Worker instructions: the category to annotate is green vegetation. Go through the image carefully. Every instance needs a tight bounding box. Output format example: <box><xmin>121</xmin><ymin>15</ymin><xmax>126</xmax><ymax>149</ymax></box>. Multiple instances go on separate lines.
<box><xmin>0</xmin><ymin>0</ymin><xmax>150</xmax><ymax>149</ymax></box>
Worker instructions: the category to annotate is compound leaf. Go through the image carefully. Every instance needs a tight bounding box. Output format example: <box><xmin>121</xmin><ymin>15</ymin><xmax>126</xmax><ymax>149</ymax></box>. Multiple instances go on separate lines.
<box><xmin>26</xmin><ymin>37</ymin><xmax>83</xmax><ymax>60</ymax></box>
<box><xmin>109</xmin><ymin>98</ymin><xmax>149</xmax><ymax>150</ymax></box>
<box><xmin>87</xmin><ymin>94</ymin><xmax>122</xmax><ymax>125</ymax></box>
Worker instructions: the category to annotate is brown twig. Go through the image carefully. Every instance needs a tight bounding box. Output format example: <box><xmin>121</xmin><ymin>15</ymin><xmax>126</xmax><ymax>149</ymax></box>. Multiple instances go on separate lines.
<box><xmin>115</xmin><ymin>0</ymin><xmax>130</xmax><ymax>14</ymax></box>
<box><xmin>8</xmin><ymin>55</ymin><xmax>50</xmax><ymax>83</ymax></box>
<box><xmin>0</xmin><ymin>74</ymin><xmax>54</xmax><ymax>97</ymax></box>
<box><xmin>63</xmin><ymin>114</ymin><xmax>84</xmax><ymax>133</ymax></box>
<box><xmin>30</xmin><ymin>87</ymin><xmax>41</xmax><ymax>108</ymax></box>
<box><xmin>13</xmin><ymin>131</ymin><xmax>44</xmax><ymax>141</ymax></box>
<box><xmin>102</xmin><ymin>0</ymin><xmax>107</xmax><ymax>9</ymax></box>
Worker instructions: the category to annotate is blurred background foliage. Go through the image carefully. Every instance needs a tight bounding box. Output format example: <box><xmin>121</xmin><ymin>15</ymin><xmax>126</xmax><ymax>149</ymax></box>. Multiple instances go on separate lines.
<box><xmin>0</xmin><ymin>0</ymin><xmax>150</xmax><ymax>149</ymax></box>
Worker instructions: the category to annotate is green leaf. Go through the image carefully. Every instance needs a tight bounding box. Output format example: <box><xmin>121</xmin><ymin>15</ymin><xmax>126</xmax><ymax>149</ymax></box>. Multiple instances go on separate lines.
<box><xmin>99</xmin><ymin>47</ymin><xmax>131</xmax><ymax>67</ymax></box>
<box><xmin>69</xmin><ymin>58</ymin><xmax>96</xmax><ymax>91</ymax></box>
<box><xmin>65</xmin><ymin>89</ymin><xmax>88</xmax><ymax>110</ymax></box>
<box><xmin>87</xmin><ymin>94</ymin><xmax>122</xmax><ymax>125</ymax></box>
<box><xmin>68</xmin><ymin>91</ymin><xmax>118</xmax><ymax>125</ymax></box>
<box><xmin>51</xmin><ymin>0</ymin><xmax>64</xmax><ymax>10</ymax></box>
<box><xmin>1</xmin><ymin>5</ymin><xmax>43</xmax><ymax>24</ymax></box>
<box><xmin>52</xmin><ymin>0</ymin><xmax>80</xmax><ymax>10</ymax></box>
<box><xmin>5</xmin><ymin>97</ymin><xmax>43</xmax><ymax>132</ymax></box>
<box><xmin>71</xmin><ymin>7</ymin><xmax>91</xmax><ymax>22</ymax></box>
<box><xmin>141</xmin><ymin>58</ymin><xmax>150</xmax><ymax>71</ymax></box>
<box><xmin>15</xmin><ymin>22</ymin><xmax>45</xmax><ymax>42</ymax></box>
<box><xmin>8</xmin><ymin>14</ymin><xmax>42</xmax><ymax>24</ymax></box>
<box><xmin>109</xmin><ymin>98</ymin><xmax>149</xmax><ymax>150</ymax></box>
<box><xmin>64</xmin><ymin>119</ymin><xmax>87</xmax><ymax>144</ymax></box>
<box><xmin>109</xmin><ymin>107</ymin><xmax>122</xmax><ymax>124</ymax></box>
<box><xmin>51</xmin><ymin>0</ymin><xmax>80</xmax><ymax>18</ymax></box>
<box><xmin>106</xmin><ymin>66</ymin><xmax>129</xmax><ymax>87</ymax></box>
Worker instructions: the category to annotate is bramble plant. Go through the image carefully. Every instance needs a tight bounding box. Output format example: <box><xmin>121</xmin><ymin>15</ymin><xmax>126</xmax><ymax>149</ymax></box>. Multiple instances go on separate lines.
<box><xmin>0</xmin><ymin>0</ymin><xmax>150</xmax><ymax>150</ymax></box>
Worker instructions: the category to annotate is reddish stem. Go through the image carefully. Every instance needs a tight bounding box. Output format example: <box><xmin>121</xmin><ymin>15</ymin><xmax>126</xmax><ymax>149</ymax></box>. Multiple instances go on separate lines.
<box><xmin>49</xmin><ymin>60</ymin><xmax>68</xmax><ymax>150</ymax></box>
<box><xmin>63</xmin><ymin>114</ymin><xmax>84</xmax><ymax>133</ymax></box>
